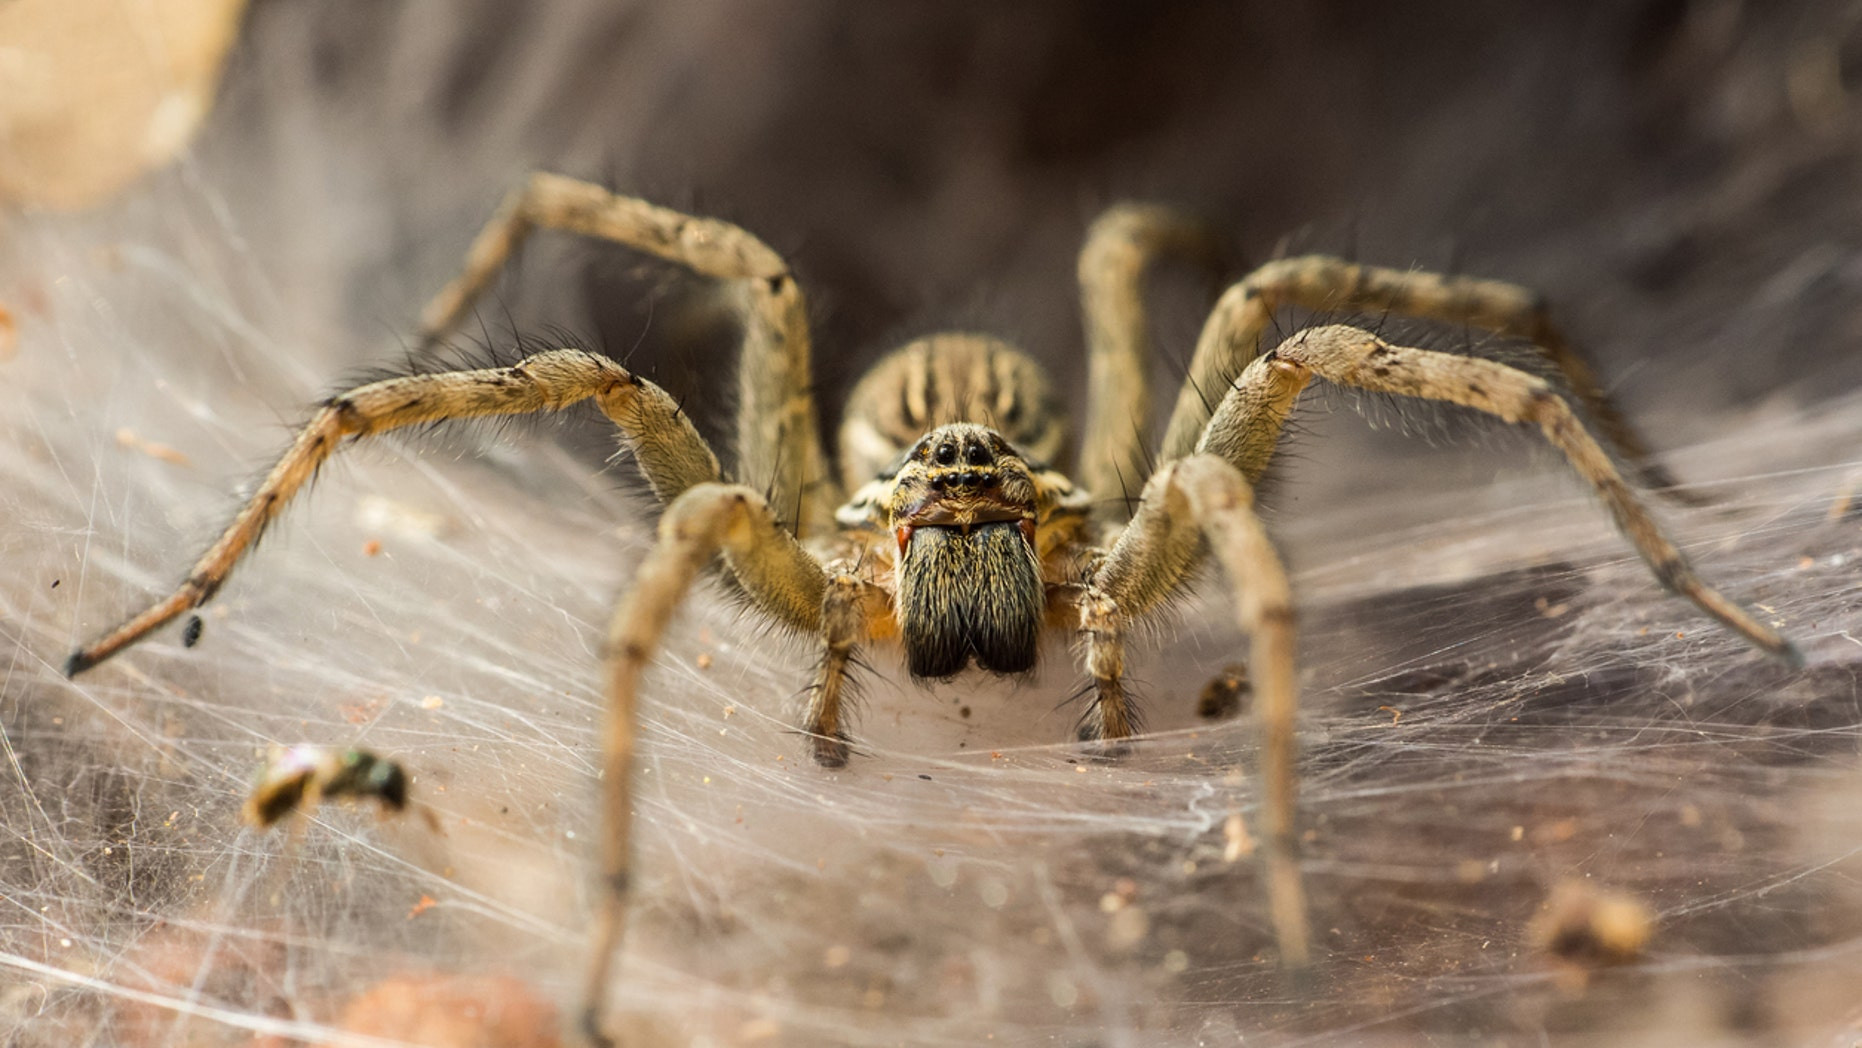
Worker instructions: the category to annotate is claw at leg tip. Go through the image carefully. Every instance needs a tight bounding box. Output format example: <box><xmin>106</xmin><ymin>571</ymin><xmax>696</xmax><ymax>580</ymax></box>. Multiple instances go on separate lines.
<box><xmin>63</xmin><ymin>650</ymin><xmax>94</xmax><ymax>678</ymax></box>
<box><xmin>1076</xmin><ymin>730</ymin><xmax>1134</xmax><ymax>762</ymax></box>
<box><xmin>580</xmin><ymin>1007</ymin><xmax>613</xmax><ymax>1048</ymax></box>
<box><xmin>811</xmin><ymin>735</ymin><xmax>850</xmax><ymax>769</ymax></box>
<box><xmin>1776</xmin><ymin>639</ymin><xmax>1806</xmax><ymax>670</ymax></box>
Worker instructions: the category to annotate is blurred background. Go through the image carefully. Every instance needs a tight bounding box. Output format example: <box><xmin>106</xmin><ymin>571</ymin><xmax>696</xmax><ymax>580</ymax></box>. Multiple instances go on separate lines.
<box><xmin>2</xmin><ymin>2</ymin><xmax>1860</xmax><ymax>1046</ymax></box>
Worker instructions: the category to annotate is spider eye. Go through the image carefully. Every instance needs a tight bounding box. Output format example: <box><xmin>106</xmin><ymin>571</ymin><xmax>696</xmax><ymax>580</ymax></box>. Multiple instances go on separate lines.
<box><xmin>935</xmin><ymin>442</ymin><xmax>957</xmax><ymax>465</ymax></box>
<box><xmin>965</xmin><ymin>444</ymin><xmax>992</xmax><ymax>466</ymax></box>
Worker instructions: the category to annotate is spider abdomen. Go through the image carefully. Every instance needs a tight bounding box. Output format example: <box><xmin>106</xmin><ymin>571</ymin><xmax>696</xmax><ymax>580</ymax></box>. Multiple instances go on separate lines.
<box><xmin>896</xmin><ymin>521</ymin><xmax>1043</xmax><ymax>678</ymax></box>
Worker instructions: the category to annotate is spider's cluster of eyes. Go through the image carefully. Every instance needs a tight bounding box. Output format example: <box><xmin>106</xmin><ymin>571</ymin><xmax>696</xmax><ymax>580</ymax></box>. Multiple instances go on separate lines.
<box><xmin>930</xmin><ymin>439</ymin><xmax>996</xmax><ymax>467</ymax></box>
<box><xmin>925</xmin><ymin>467</ymin><xmax>996</xmax><ymax>492</ymax></box>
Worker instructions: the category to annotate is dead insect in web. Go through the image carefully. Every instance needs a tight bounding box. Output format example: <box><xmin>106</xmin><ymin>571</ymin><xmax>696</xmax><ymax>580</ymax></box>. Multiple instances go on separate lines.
<box><xmin>243</xmin><ymin>744</ymin><xmax>410</xmax><ymax>829</ymax></box>
<box><xmin>181</xmin><ymin>614</ymin><xmax>203</xmax><ymax>648</ymax></box>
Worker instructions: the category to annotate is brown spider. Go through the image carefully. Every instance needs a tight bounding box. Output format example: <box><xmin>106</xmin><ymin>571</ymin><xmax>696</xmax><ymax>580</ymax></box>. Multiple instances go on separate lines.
<box><xmin>64</xmin><ymin>173</ymin><xmax>1798</xmax><ymax>1045</ymax></box>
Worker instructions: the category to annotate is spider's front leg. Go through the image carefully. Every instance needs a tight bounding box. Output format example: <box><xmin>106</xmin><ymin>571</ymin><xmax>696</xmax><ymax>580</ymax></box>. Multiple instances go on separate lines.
<box><xmin>66</xmin><ymin>349</ymin><xmax>720</xmax><ymax>674</ymax></box>
<box><xmin>585</xmin><ymin>482</ymin><xmax>828</xmax><ymax>1047</ymax></box>
<box><xmin>1081</xmin><ymin>450</ymin><xmax>1311</xmax><ymax>970</ymax></box>
<box><xmin>802</xmin><ymin>572</ymin><xmax>888</xmax><ymax>767</ymax></box>
<box><xmin>1077</xmin><ymin>344</ymin><xmax>1308</xmax><ymax>751</ymax></box>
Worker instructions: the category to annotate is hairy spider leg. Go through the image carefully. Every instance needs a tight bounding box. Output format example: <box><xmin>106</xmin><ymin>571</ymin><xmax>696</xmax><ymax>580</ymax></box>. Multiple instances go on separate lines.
<box><xmin>1262</xmin><ymin>324</ymin><xmax>1798</xmax><ymax>663</ymax></box>
<box><xmin>1080</xmin><ymin>357</ymin><xmax>1312</xmax><ymax>968</ymax></box>
<box><xmin>1079</xmin><ymin>316</ymin><xmax>1799</xmax><ymax>979</ymax></box>
<box><xmin>804</xmin><ymin>572</ymin><xmax>888</xmax><ymax>768</ymax></box>
<box><xmin>1077</xmin><ymin>203</ymin><xmax>1231</xmax><ymax>522</ymax></box>
<box><xmin>419</xmin><ymin>172</ymin><xmax>841</xmax><ymax>537</ymax></box>
<box><xmin>65</xmin><ymin>349</ymin><xmax>720</xmax><ymax>674</ymax></box>
<box><xmin>1107</xmin><ymin>453</ymin><xmax>1308</xmax><ymax>967</ymax></box>
<box><xmin>586</xmin><ymin>482</ymin><xmax>826</xmax><ymax>1048</ymax></box>
<box><xmin>1160</xmin><ymin>256</ymin><xmax>1692</xmax><ymax>498</ymax></box>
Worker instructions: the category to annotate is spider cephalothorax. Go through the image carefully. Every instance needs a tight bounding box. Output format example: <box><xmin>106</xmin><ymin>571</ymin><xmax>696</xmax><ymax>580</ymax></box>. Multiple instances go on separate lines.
<box><xmin>65</xmin><ymin>176</ymin><xmax>1801</xmax><ymax>1047</ymax></box>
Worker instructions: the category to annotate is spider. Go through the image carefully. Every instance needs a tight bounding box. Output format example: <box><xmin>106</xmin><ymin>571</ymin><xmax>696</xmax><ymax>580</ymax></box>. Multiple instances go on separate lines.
<box><xmin>65</xmin><ymin>173</ymin><xmax>1798</xmax><ymax>1046</ymax></box>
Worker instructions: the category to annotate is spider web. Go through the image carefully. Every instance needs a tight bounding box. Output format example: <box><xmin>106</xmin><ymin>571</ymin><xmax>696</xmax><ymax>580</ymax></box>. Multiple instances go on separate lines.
<box><xmin>5</xmin><ymin>5</ymin><xmax>1862</xmax><ymax>1047</ymax></box>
